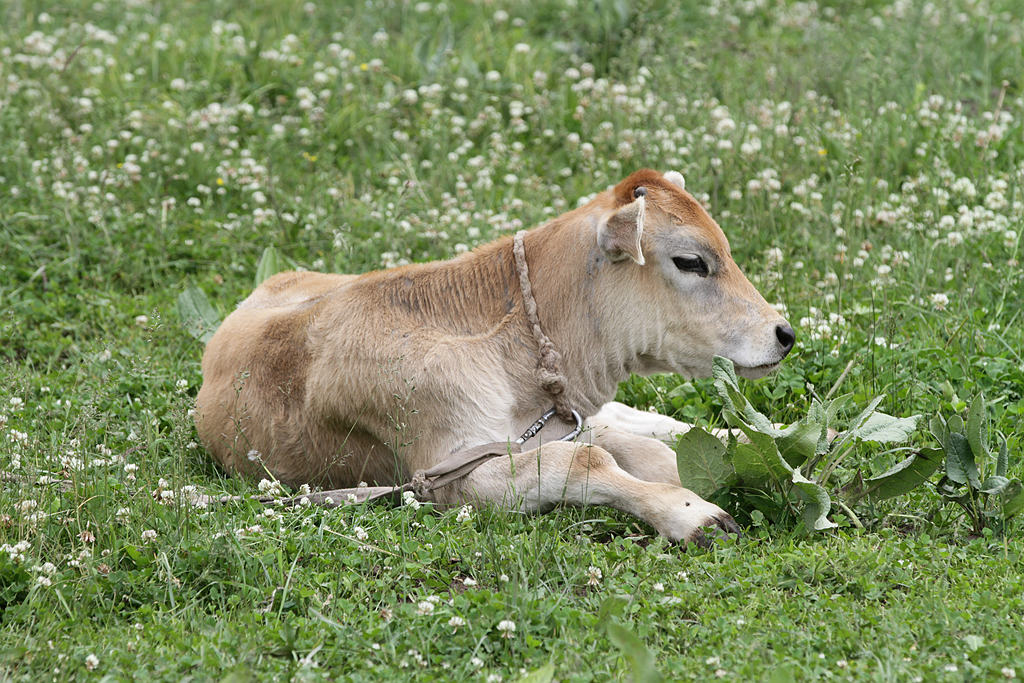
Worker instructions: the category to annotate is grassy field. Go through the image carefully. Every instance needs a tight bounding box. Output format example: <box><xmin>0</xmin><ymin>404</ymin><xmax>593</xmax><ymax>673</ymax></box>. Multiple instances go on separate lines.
<box><xmin>2</xmin><ymin>0</ymin><xmax>1023</xmax><ymax>680</ymax></box>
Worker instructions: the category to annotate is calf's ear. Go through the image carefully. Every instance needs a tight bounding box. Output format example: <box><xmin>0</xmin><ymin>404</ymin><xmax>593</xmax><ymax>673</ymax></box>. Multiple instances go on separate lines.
<box><xmin>597</xmin><ymin>196</ymin><xmax>646</xmax><ymax>265</ymax></box>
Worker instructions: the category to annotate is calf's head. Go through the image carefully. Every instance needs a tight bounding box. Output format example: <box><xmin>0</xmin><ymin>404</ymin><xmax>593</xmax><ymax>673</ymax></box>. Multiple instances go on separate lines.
<box><xmin>594</xmin><ymin>169</ymin><xmax>794</xmax><ymax>379</ymax></box>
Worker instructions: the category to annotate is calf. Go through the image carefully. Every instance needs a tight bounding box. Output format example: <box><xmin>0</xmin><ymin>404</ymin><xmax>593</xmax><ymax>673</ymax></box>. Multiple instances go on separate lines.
<box><xmin>195</xmin><ymin>169</ymin><xmax>794</xmax><ymax>543</ymax></box>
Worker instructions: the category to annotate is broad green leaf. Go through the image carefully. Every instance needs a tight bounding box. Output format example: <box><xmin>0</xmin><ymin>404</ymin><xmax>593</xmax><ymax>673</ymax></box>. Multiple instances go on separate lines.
<box><xmin>733</xmin><ymin>443</ymin><xmax>771</xmax><ymax>486</ymax></box>
<box><xmin>176</xmin><ymin>285</ymin><xmax>221</xmax><ymax>344</ymax></box>
<box><xmin>947</xmin><ymin>414</ymin><xmax>964</xmax><ymax>434</ymax></box>
<box><xmin>675</xmin><ymin>428</ymin><xmax>733</xmax><ymax>498</ymax></box>
<box><xmin>790</xmin><ymin>470</ymin><xmax>837</xmax><ymax>531</ymax></box>
<box><xmin>712</xmin><ymin>357</ymin><xmax>782</xmax><ymax>438</ymax></box>
<box><xmin>805</xmin><ymin>398</ymin><xmax>834</xmax><ymax>455</ymax></box>
<box><xmin>824</xmin><ymin>394</ymin><xmax>851</xmax><ymax>424</ymax></box>
<box><xmin>724</xmin><ymin>386</ymin><xmax>777</xmax><ymax>435</ymax></box>
<box><xmin>606</xmin><ymin>621</ymin><xmax>663</xmax><ymax>683</ymax></box>
<box><xmin>776</xmin><ymin>419</ymin><xmax>823</xmax><ymax>467</ymax></box>
<box><xmin>929</xmin><ymin>414</ymin><xmax>949</xmax><ymax>452</ymax></box>
<box><xmin>816</xmin><ymin>395</ymin><xmax>850</xmax><ymax>454</ymax></box>
<box><xmin>847</xmin><ymin>411</ymin><xmax>921</xmax><ymax>444</ymax></box>
<box><xmin>711</xmin><ymin>356</ymin><xmax>740</xmax><ymax>392</ymax></box>
<box><xmin>843</xmin><ymin>448</ymin><xmax>943</xmax><ymax>503</ymax></box>
<box><xmin>726</xmin><ymin>419</ymin><xmax>835</xmax><ymax>531</ymax></box>
<box><xmin>517</xmin><ymin>663</ymin><xmax>555</xmax><ymax>683</ymax></box>
<box><xmin>979</xmin><ymin>476</ymin><xmax>1010</xmax><ymax>495</ymax></box>
<box><xmin>254</xmin><ymin>246</ymin><xmax>282</xmax><ymax>287</ymax></box>
<box><xmin>847</xmin><ymin>395</ymin><xmax>886</xmax><ymax>433</ymax></box>
<box><xmin>945</xmin><ymin>432</ymin><xmax>981</xmax><ymax>488</ymax></box>
<box><xmin>965</xmin><ymin>393</ymin><xmax>988</xmax><ymax>460</ymax></box>
<box><xmin>1002</xmin><ymin>480</ymin><xmax>1024</xmax><ymax>518</ymax></box>
<box><xmin>936</xmin><ymin>475</ymin><xmax>968</xmax><ymax>500</ymax></box>
<box><xmin>996</xmin><ymin>435</ymin><xmax>1008</xmax><ymax>478</ymax></box>
<box><xmin>732</xmin><ymin>429</ymin><xmax>790</xmax><ymax>488</ymax></box>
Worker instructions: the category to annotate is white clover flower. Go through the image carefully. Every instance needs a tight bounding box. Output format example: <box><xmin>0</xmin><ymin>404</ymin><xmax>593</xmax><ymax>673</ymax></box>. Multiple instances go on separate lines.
<box><xmin>85</xmin><ymin>654</ymin><xmax>99</xmax><ymax>671</ymax></box>
<box><xmin>715</xmin><ymin>117</ymin><xmax>736</xmax><ymax>134</ymax></box>
<box><xmin>462</xmin><ymin>577</ymin><xmax>477</xmax><ymax>587</ymax></box>
<box><xmin>141</xmin><ymin>529</ymin><xmax>157</xmax><ymax>542</ymax></box>
<box><xmin>652</xmin><ymin>582</ymin><xmax>665</xmax><ymax>592</ymax></box>
<box><xmin>257</xmin><ymin>478</ymin><xmax>284</xmax><ymax>497</ymax></box>
<box><xmin>930</xmin><ymin>293</ymin><xmax>950</xmax><ymax>311</ymax></box>
<box><xmin>496</xmin><ymin>619</ymin><xmax>516</xmax><ymax>638</ymax></box>
<box><xmin>402</xmin><ymin>490</ymin><xmax>421</xmax><ymax>509</ymax></box>
<box><xmin>353</xmin><ymin>526</ymin><xmax>368</xmax><ymax>542</ymax></box>
<box><xmin>586</xmin><ymin>566</ymin><xmax>602</xmax><ymax>587</ymax></box>
<box><xmin>456</xmin><ymin>505</ymin><xmax>473</xmax><ymax>523</ymax></box>
<box><xmin>416</xmin><ymin>600</ymin><xmax>435</xmax><ymax>615</ymax></box>
<box><xmin>765</xmin><ymin>247</ymin><xmax>784</xmax><ymax>266</ymax></box>
<box><xmin>448</xmin><ymin>616</ymin><xmax>465</xmax><ymax>630</ymax></box>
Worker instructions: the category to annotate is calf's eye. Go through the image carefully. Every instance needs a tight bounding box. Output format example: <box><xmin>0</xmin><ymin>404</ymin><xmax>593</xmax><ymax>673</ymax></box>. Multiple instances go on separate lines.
<box><xmin>671</xmin><ymin>255</ymin><xmax>709</xmax><ymax>276</ymax></box>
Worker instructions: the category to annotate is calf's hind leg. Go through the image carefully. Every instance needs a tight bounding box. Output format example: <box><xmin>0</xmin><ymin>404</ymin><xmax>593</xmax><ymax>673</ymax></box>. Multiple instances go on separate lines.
<box><xmin>440</xmin><ymin>441</ymin><xmax>738</xmax><ymax>544</ymax></box>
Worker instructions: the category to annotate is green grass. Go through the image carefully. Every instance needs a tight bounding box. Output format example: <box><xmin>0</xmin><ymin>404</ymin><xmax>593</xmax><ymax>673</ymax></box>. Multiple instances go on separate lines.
<box><xmin>2</xmin><ymin>0</ymin><xmax>1023</xmax><ymax>679</ymax></box>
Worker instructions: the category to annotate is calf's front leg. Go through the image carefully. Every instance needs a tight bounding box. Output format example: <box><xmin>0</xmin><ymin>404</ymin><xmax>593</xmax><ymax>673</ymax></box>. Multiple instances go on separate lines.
<box><xmin>439</xmin><ymin>441</ymin><xmax>739</xmax><ymax>545</ymax></box>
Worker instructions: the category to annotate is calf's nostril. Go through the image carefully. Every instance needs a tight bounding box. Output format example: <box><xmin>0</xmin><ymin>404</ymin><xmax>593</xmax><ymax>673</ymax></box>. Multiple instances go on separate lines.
<box><xmin>775</xmin><ymin>323</ymin><xmax>796</xmax><ymax>352</ymax></box>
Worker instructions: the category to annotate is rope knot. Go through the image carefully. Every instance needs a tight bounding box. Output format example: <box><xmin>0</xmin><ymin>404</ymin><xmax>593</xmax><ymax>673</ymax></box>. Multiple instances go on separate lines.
<box><xmin>537</xmin><ymin>368</ymin><xmax>565</xmax><ymax>392</ymax></box>
<box><xmin>410</xmin><ymin>471</ymin><xmax>431</xmax><ymax>499</ymax></box>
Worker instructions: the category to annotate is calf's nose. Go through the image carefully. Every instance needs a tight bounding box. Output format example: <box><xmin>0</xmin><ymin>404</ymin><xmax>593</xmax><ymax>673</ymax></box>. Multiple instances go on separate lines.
<box><xmin>775</xmin><ymin>323</ymin><xmax>796</xmax><ymax>355</ymax></box>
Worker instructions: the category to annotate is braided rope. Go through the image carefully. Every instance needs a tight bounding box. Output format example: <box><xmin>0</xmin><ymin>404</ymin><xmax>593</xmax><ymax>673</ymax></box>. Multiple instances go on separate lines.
<box><xmin>513</xmin><ymin>230</ymin><xmax>574</xmax><ymax>422</ymax></box>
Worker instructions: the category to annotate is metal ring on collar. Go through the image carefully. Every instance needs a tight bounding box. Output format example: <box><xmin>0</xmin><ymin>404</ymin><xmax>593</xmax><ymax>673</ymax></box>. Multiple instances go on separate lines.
<box><xmin>515</xmin><ymin>407</ymin><xmax>584</xmax><ymax>445</ymax></box>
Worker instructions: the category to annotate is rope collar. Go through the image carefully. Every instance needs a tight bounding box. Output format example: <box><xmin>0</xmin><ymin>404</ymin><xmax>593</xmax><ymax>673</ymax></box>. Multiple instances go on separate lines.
<box><xmin>512</xmin><ymin>229</ymin><xmax>577</xmax><ymax>424</ymax></box>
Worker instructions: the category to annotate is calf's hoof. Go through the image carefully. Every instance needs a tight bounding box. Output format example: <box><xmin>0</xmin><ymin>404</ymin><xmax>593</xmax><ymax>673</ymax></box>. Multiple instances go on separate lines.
<box><xmin>689</xmin><ymin>512</ymin><xmax>742</xmax><ymax>548</ymax></box>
